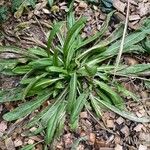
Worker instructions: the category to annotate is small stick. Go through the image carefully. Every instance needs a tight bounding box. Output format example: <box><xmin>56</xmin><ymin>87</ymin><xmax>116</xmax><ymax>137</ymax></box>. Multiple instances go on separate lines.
<box><xmin>86</xmin><ymin>108</ymin><xmax>116</xmax><ymax>135</ymax></box>
<box><xmin>112</xmin><ymin>0</ymin><xmax>130</xmax><ymax>83</ymax></box>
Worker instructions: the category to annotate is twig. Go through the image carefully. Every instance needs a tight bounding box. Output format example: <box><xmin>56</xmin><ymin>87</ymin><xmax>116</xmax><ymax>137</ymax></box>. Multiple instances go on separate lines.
<box><xmin>34</xmin><ymin>16</ymin><xmax>47</xmax><ymax>38</ymax></box>
<box><xmin>86</xmin><ymin>108</ymin><xmax>116</xmax><ymax>135</ymax></box>
<box><xmin>112</xmin><ymin>0</ymin><xmax>130</xmax><ymax>83</ymax></box>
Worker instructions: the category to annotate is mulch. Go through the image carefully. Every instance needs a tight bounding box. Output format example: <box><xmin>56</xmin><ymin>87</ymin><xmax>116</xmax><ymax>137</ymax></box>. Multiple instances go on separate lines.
<box><xmin>0</xmin><ymin>0</ymin><xmax>150</xmax><ymax>149</ymax></box>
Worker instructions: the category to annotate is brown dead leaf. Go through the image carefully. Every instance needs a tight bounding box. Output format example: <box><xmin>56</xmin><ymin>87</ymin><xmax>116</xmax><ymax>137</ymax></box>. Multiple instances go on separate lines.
<box><xmin>140</xmin><ymin>91</ymin><xmax>149</xmax><ymax>99</ymax></box>
<box><xmin>78</xmin><ymin>1</ymin><xmax>88</xmax><ymax>9</ymax></box>
<box><xmin>114</xmin><ymin>135</ymin><xmax>121</xmax><ymax>145</ymax></box>
<box><xmin>100</xmin><ymin>148</ymin><xmax>114</xmax><ymax>150</ymax></box>
<box><xmin>63</xmin><ymin>133</ymin><xmax>73</xmax><ymax>148</ymax></box>
<box><xmin>136</xmin><ymin>108</ymin><xmax>146</xmax><ymax>118</ymax></box>
<box><xmin>124</xmin><ymin>57</ymin><xmax>138</xmax><ymax>65</ymax></box>
<box><xmin>139</xmin><ymin>132</ymin><xmax>150</xmax><ymax>142</ymax></box>
<box><xmin>36</xmin><ymin>144</ymin><xmax>43</xmax><ymax>150</ymax></box>
<box><xmin>138</xmin><ymin>2</ymin><xmax>150</xmax><ymax>17</ymax></box>
<box><xmin>115</xmin><ymin>144</ymin><xmax>123</xmax><ymax>150</ymax></box>
<box><xmin>80</xmin><ymin>111</ymin><xmax>88</xmax><ymax>119</ymax></box>
<box><xmin>113</xmin><ymin>0</ymin><xmax>126</xmax><ymax>13</ymax></box>
<box><xmin>77</xmin><ymin>144</ymin><xmax>85</xmax><ymax>150</ymax></box>
<box><xmin>0</xmin><ymin>141</ymin><xmax>6</xmax><ymax>150</ymax></box>
<box><xmin>129</xmin><ymin>15</ymin><xmax>140</xmax><ymax>21</ymax></box>
<box><xmin>14</xmin><ymin>139</ymin><xmax>23</xmax><ymax>147</ymax></box>
<box><xmin>106</xmin><ymin>120</ymin><xmax>115</xmax><ymax>128</ymax></box>
<box><xmin>27</xmin><ymin>139</ymin><xmax>35</xmax><ymax>145</ymax></box>
<box><xmin>0</xmin><ymin>121</ymin><xmax>7</xmax><ymax>133</ymax></box>
<box><xmin>138</xmin><ymin>144</ymin><xmax>147</xmax><ymax>150</ymax></box>
<box><xmin>134</xmin><ymin>124</ymin><xmax>144</xmax><ymax>132</ymax></box>
<box><xmin>5</xmin><ymin>138</ymin><xmax>15</xmax><ymax>150</ymax></box>
<box><xmin>116</xmin><ymin>117</ymin><xmax>124</xmax><ymax>125</ymax></box>
<box><xmin>120</xmin><ymin>125</ymin><xmax>129</xmax><ymax>137</ymax></box>
<box><xmin>89</xmin><ymin>133</ymin><xmax>96</xmax><ymax>145</ymax></box>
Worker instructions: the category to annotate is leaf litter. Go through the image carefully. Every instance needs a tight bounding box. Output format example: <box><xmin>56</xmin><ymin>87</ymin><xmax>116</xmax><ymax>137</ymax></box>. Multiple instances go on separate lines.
<box><xmin>0</xmin><ymin>0</ymin><xmax>150</xmax><ymax>150</ymax></box>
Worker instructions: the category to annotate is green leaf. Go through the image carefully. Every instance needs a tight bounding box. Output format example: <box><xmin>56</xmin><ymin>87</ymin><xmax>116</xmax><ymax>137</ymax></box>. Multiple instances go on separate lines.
<box><xmin>0</xmin><ymin>59</ymin><xmax>18</xmax><ymax>72</ymax></box>
<box><xmin>55</xmin><ymin>112</ymin><xmax>66</xmax><ymax>138</ymax></box>
<box><xmin>96</xmin><ymin>89</ymin><xmax>112</xmax><ymax>104</ymax></box>
<box><xmin>101</xmin><ymin>31</ymin><xmax>148</xmax><ymax>57</ymax></box>
<box><xmin>33</xmin><ymin>78</ymin><xmax>61</xmax><ymax>89</ymax></box>
<box><xmin>76</xmin><ymin>11</ymin><xmax>114</xmax><ymax>50</ymax></box>
<box><xmin>0</xmin><ymin>88</ymin><xmax>24</xmax><ymax>102</ymax></box>
<box><xmin>22</xmin><ymin>73</ymin><xmax>47</xmax><ymax>99</ymax></box>
<box><xmin>46</xmin><ymin>66</ymin><xmax>68</xmax><ymax>74</ymax></box>
<box><xmin>28</xmin><ymin>47</ymin><xmax>48</xmax><ymax>57</ymax></box>
<box><xmin>0</xmin><ymin>46</ymin><xmax>37</xmax><ymax>59</ymax></box>
<box><xmin>53</xmin><ymin>49</ymin><xmax>59</xmax><ymax>66</ymax></box>
<box><xmin>13</xmin><ymin>65</ymin><xmax>32</xmax><ymax>74</ymax></box>
<box><xmin>0</xmin><ymin>6</ymin><xmax>8</xmax><ymax>22</ymax></box>
<box><xmin>94</xmin><ymin>80</ymin><xmax>125</xmax><ymax>109</ymax></box>
<box><xmin>65</xmin><ymin>22</ymin><xmax>85</xmax><ymax>68</ymax></box>
<box><xmin>46</xmin><ymin>102</ymin><xmax>66</xmax><ymax>144</ymax></box>
<box><xmin>71</xmin><ymin>136</ymin><xmax>88</xmax><ymax>150</ymax></box>
<box><xmin>77</xmin><ymin>23</ymin><xmax>123</xmax><ymax>62</ymax></box>
<box><xmin>95</xmin><ymin>96</ymin><xmax>150</xmax><ymax>123</ymax></box>
<box><xmin>116</xmin><ymin>84</ymin><xmax>139</xmax><ymax>101</ymax></box>
<box><xmin>67</xmin><ymin>72</ymin><xmax>77</xmax><ymax>112</ymax></box>
<box><xmin>28</xmin><ymin>58</ymin><xmax>53</xmax><ymax>69</ymax></box>
<box><xmin>45</xmin><ymin>107</ymin><xmax>59</xmax><ymax>144</ymax></box>
<box><xmin>20</xmin><ymin>144</ymin><xmax>35</xmax><ymax>150</ymax></box>
<box><xmin>90</xmin><ymin>94</ymin><xmax>102</xmax><ymax>117</ymax></box>
<box><xmin>117</xmin><ymin>64</ymin><xmax>150</xmax><ymax>75</ymax></box>
<box><xmin>144</xmin><ymin>81</ymin><xmax>150</xmax><ymax>90</ymax></box>
<box><xmin>67</xmin><ymin>10</ymin><xmax>75</xmax><ymax>29</ymax></box>
<box><xmin>48</xmin><ymin>0</ymin><xmax>54</xmax><ymax>7</ymax></box>
<box><xmin>70</xmin><ymin>93</ymin><xmax>88</xmax><ymax>129</ymax></box>
<box><xmin>63</xmin><ymin>17</ymin><xmax>86</xmax><ymax>58</ymax></box>
<box><xmin>3</xmin><ymin>92</ymin><xmax>51</xmax><ymax>121</ymax></box>
<box><xmin>142</xmin><ymin>36</ymin><xmax>150</xmax><ymax>53</ymax></box>
<box><xmin>12</xmin><ymin>0</ymin><xmax>37</xmax><ymax>18</ymax></box>
<box><xmin>47</xmin><ymin>22</ymin><xmax>63</xmax><ymax>56</ymax></box>
<box><xmin>85</xmin><ymin>64</ymin><xmax>97</xmax><ymax>76</ymax></box>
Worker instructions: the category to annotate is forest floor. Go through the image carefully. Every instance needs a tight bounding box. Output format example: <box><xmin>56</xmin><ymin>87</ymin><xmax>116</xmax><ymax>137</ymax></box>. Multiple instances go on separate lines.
<box><xmin>0</xmin><ymin>0</ymin><xmax>150</xmax><ymax>150</ymax></box>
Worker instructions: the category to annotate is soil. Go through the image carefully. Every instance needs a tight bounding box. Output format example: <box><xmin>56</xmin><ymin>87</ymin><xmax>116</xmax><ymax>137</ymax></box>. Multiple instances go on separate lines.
<box><xmin>0</xmin><ymin>0</ymin><xmax>150</xmax><ymax>150</ymax></box>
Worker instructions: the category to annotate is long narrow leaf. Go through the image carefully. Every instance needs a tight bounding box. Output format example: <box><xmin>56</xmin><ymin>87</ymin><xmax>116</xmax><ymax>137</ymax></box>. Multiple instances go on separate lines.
<box><xmin>67</xmin><ymin>72</ymin><xmax>77</xmax><ymax>112</ymax></box>
<box><xmin>22</xmin><ymin>73</ymin><xmax>47</xmax><ymax>99</ymax></box>
<box><xmin>70</xmin><ymin>93</ymin><xmax>88</xmax><ymax>129</ymax></box>
<box><xmin>95</xmin><ymin>96</ymin><xmax>150</xmax><ymax>123</ymax></box>
<box><xmin>94</xmin><ymin>79</ymin><xmax>125</xmax><ymax>109</ymax></box>
<box><xmin>76</xmin><ymin>11</ymin><xmax>114</xmax><ymax>50</ymax></box>
<box><xmin>47</xmin><ymin>22</ymin><xmax>63</xmax><ymax>56</ymax></box>
<box><xmin>63</xmin><ymin>18</ymin><xmax>86</xmax><ymax>58</ymax></box>
<box><xmin>3</xmin><ymin>92</ymin><xmax>51</xmax><ymax>121</ymax></box>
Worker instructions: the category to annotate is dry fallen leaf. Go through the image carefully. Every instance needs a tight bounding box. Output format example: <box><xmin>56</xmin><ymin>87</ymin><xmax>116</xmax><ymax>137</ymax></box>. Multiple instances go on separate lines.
<box><xmin>80</xmin><ymin>111</ymin><xmax>88</xmax><ymax>119</ymax></box>
<box><xmin>129</xmin><ymin>15</ymin><xmax>140</xmax><ymax>21</ymax></box>
<box><xmin>5</xmin><ymin>138</ymin><xmax>15</xmax><ymax>150</ymax></box>
<box><xmin>138</xmin><ymin>2</ymin><xmax>150</xmax><ymax>17</ymax></box>
<box><xmin>115</xmin><ymin>144</ymin><xmax>123</xmax><ymax>150</ymax></box>
<box><xmin>14</xmin><ymin>139</ymin><xmax>23</xmax><ymax>147</ymax></box>
<box><xmin>124</xmin><ymin>57</ymin><xmax>138</xmax><ymax>65</ymax></box>
<box><xmin>0</xmin><ymin>121</ymin><xmax>7</xmax><ymax>133</ymax></box>
<box><xmin>89</xmin><ymin>133</ymin><xmax>96</xmax><ymax>145</ymax></box>
<box><xmin>134</xmin><ymin>124</ymin><xmax>144</xmax><ymax>132</ymax></box>
<box><xmin>138</xmin><ymin>144</ymin><xmax>147</xmax><ymax>150</ymax></box>
<box><xmin>63</xmin><ymin>133</ymin><xmax>73</xmax><ymax>148</ymax></box>
<box><xmin>106</xmin><ymin>119</ymin><xmax>115</xmax><ymax>128</ymax></box>
<box><xmin>27</xmin><ymin>139</ymin><xmax>35</xmax><ymax>145</ymax></box>
<box><xmin>120</xmin><ymin>126</ymin><xmax>129</xmax><ymax>137</ymax></box>
<box><xmin>113</xmin><ymin>0</ymin><xmax>126</xmax><ymax>13</ymax></box>
<box><xmin>116</xmin><ymin>117</ymin><xmax>124</xmax><ymax>125</ymax></box>
<box><xmin>78</xmin><ymin>1</ymin><xmax>88</xmax><ymax>9</ymax></box>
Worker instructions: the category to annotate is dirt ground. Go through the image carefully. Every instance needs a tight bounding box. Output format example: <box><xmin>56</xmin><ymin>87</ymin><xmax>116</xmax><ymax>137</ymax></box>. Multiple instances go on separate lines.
<box><xmin>0</xmin><ymin>0</ymin><xmax>150</xmax><ymax>150</ymax></box>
